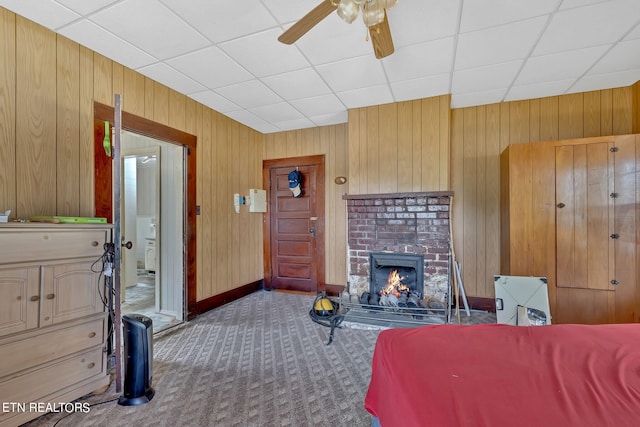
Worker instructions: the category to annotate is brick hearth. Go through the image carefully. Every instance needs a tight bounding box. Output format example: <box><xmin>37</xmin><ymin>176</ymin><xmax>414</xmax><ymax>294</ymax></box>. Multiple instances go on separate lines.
<box><xmin>343</xmin><ymin>191</ymin><xmax>453</xmax><ymax>303</ymax></box>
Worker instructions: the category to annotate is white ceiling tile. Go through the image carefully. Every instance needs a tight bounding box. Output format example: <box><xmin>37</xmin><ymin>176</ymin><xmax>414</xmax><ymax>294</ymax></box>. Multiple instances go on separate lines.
<box><xmin>625</xmin><ymin>22</ymin><xmax>640</xmax><ymax>40</ymax></box>
<box><xmin>189</xmin><ymin>90</ymin><xmax>239</xmax><ymax>113</ymax></box>
<box><xmin>516</xmin><ymin>45</ymin><xmax>609</xmax><ymax>85</ymax></box>
<box><xmin>167</xmin><ymin>46</ymin><xmax>253</xmax><ymax>89</ymax></box>
<box><xmin>219</xmin><ymin>28</ymin><xmax>310</xmax><ymax>77</ymax></box>
<box><xmin>460</xmin><ymin>0</ymin><xmax>559</xmax><ymax>33</ymax></box>
<box><xmin>452</xmin><ymin>61</ymin><xmax>522</xmax><ymax>94</ymax></box>
<box><xmin>382</xmin><ymin>37</ymin><xmax>454</xmax><ymax>82</ymax></box>
<box><xmin>336</xmin><ymin>84</ymin><xmax>394</xmax><ymax>109</ymax></box>
<box><xmin>450</xmin><ymin>89</ymin><xmax>507</xmax><ymax>108</ymax></box>
<box><xmin>290</xmin><ymin>94</ymin><xmax>345</xmax><ymax>117</ymax></box>
<box><xmin>388</xmin><ymin>0</ymin><xmax>461</xmax><ymax>47</ymax></box>
<box><xmin>534</xmin><ymin>0</ymin><xmax>640</xmax><ymax>55</ymax></box>
<box><xmin>568</xmin><ymin>68</ymin><xmax>640</xmax><ymax>93</ymax></box>
<box><xmin>261</xmin><ymin>68</ymin><xmax>331</xmax><ymax>101</ymax></box>
<box><xmin>56</xmin><ymin>0</ymin><xmax>118</xmax><ymax>16</ymax></box>
<box><xmin>293</xmin><ymin>13</ymin><xmax>374</xmax><ymax>64</ymax></box>
<box><xmin>225</xmin><ymin>110</ymin><xmax>280</xmax><ymax>133</ymax></box>
<box><xmin>589</xmin><ymin>39</ymin><xmax>640</xmax><ymax>75</ymax></box>
<box><xmin>248</xmin><ymin>102</ymin><xmax>304</xmax><ymax>123</ymax></box>
<box><xmin>161</xmin><ymin>0</ymin><xmax>278</xmax><ymax>44</ymax></box>
<box><xmin>58</xmin><ymin>20</ymin><xmax>156</xmax><ymax>69</ymax></box>
<box><xmin>261</xmin><ymin>0</ymin><xmax>324</xmax><ymax>25</ymax></box>
<box><xmin>215</xmin><ymin>80</ymin><xmax>282</xmax><ymax>108</ymax></box>
<box><xmin>90</xmin><ymin>0</ymin><xmax>210</xmax><ymax>60</ymax></box>
<box><xmin>273</xmin><ymin>117</ymin><xmax>317</xmax><ymax>132</ymax></box>
<box><xmin>504</xmin><ymin>79</ymin><xmax>575</xmax><ymax>102</ymax></box>
<box><xmin>455</xmin><ymin>16</ymin><xmax>547</xmax><ymax>70</ymax></box>
<box><xmin>310</xmin><ymin>111</ymin><xmax>349</xmax><ymax>127</ymax></box>
<box><xmin>559</xmin><ymin>0</ymin><xmax>612</xmax><ymax>10</ymax></box>
<box><xmin>390</xmin><ymin>73</ymin><xmax>450</xmax><ymax>102</ymax></box>
<box><xmin>137</xmin><ymin>63</ymin><xmax>206</xmax><ymax>94</ymax></box>
<box><xmin>0</xmin><ymin>0</ymin><xmax>79</xmax><ymax>29</ymax></box>
<box><xmin>316</xmin><ymin>55</ymin><xmax>387</xmax><ymax>93</ymax></box>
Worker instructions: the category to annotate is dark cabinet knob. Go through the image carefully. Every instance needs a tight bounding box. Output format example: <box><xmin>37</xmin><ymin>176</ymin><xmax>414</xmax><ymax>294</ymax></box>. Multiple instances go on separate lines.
<box><xmin>556</xmin><ymin>202</ymin><xmax>565</xmax><ymax>208</ymax></box>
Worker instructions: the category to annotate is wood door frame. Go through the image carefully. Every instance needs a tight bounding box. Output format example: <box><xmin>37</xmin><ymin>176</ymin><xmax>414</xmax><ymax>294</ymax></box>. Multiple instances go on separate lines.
<box><xmin>93</xmin><ymin>101</ymin><xmax>198</xmax><ymax>319</ymax></box>
<box><xmin>262</xmin><ymin>155</ymin><xmax>325</xmax><ymax>293</ymax></box>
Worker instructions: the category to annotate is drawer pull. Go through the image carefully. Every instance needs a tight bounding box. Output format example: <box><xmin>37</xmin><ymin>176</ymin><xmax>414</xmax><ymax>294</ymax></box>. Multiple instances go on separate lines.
<box><xmin>87</xmin><ymin>362</ymin><xmax>95</xmax><ymax>369</ymax></box>
<box><xmin>88</xmin><ymin>332</ymin><xmax>96</xmax><ymax>338</ymax></box>
<box><xmin>46</xmin><ymin>293</ymin><xmax>55</xmax><ymax>300</ymax></box>
<box><xmin>30</xmin><ymin>295</ymin><xmax>40</xmax><ymax>302</ymax></box>
<box><xmin>91</xmin><ymin>241</ymin><xmax>99</xmax><ymax>247</ymax></box>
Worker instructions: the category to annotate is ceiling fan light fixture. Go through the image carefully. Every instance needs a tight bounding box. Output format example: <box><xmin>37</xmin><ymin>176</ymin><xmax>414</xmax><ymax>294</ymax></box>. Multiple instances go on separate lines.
<box><xmin>337</xmin><ymin>0</ymin><xmax>360</xmax><ymax>24</ymax></box>
<box><xmin>362</xmin><ymin>0</ymin><xmax>384</xmax><ymax>27</ymax></box>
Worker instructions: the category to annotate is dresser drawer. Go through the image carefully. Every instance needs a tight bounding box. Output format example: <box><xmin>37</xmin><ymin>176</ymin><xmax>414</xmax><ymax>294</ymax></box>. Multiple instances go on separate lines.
<box><xmin>0</xmin><ymin>319</ymin><xmax>104</xmax><ymax>378</ymax></box>
<box><xmin>0</xmin><ymin>346</ymin><xmax>104</xmax><ymax>413</ymax></box>
<box><xmin>0</xmin><ymin>229</ymin><xmax>106</xmax><ymax>264</ymax></box>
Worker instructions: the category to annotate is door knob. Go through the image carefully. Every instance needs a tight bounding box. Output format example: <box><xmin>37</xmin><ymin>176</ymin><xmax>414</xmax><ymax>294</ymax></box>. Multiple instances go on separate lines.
<box><xmin>556</xmin><ymin>202</ymin><xmax>565</xmax><ymax>208</ymax></box>
<box><xmin>122</xmin><ymin>241</ymin><xmax>133</xmax><ymax>250</ymax></box>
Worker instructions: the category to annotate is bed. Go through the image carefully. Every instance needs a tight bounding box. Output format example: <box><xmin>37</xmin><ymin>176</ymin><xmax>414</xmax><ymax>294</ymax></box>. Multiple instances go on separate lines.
<box><xmin>364</xmin><ymin>323</ymin><xmax>640</xmax><ymax>427</ymax></box>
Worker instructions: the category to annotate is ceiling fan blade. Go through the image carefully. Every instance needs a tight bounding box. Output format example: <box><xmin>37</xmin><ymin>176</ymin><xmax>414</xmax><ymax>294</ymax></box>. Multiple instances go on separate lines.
<box><xmin>369</xmin><ymin>11</ymin><xmax>394</xmax><ymax>59</ymax></box>
<box><xmin>278</xmin><ymin>0</ymin><xmax>338</xmax><ymax>45</ymax></box>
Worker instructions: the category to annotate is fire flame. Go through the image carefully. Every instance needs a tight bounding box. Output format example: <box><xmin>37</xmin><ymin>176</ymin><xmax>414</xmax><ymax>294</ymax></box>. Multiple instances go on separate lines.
<box><xmin>380</xmin><ymin>269</ymin><xmax>409</xmax><ymax>297</ymax></box>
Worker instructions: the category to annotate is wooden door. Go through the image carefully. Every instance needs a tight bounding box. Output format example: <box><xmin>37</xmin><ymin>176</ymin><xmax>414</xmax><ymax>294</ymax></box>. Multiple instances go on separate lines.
<box><xmin>264</xmin><ymin>156</ymin><xmax>325</xmax><ymax>293</ymax></box>
<box><xmin>555</xmin><ymin>141</ymin><xmax>616</xmax><ymax>323</ymax></box>
<box><xmin>613</xmin><ymin>135</ymin><xmax>639</xmax><ymax>323</ymax></box>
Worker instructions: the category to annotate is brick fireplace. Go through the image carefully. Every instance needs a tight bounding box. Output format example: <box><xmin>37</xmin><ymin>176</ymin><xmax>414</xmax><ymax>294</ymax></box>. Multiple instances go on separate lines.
<box><xmin>343</xmin><ymin>191</ymin><xmax>453</xmax><ymax>304</ymax></box>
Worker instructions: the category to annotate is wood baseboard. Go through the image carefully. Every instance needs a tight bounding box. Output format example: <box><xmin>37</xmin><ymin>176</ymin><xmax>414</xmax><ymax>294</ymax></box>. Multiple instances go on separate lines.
<box><xmin>194</xmin><ymin>280</ymin><xmax>263</xmax><ymax>316</ymax></box>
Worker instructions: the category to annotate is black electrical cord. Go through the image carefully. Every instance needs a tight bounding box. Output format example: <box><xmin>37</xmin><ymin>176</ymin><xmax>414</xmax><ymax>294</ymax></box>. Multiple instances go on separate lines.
<box><xmin>51</xmin><ymin>397</ymin><xmax>120</xmax><ymax>427</ymax></box>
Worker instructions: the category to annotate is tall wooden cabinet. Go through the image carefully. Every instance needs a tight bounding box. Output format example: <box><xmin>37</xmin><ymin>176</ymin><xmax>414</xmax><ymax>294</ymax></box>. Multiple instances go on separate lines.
<box><xmin>500</xmin><ymin>134</ymin><xmax>639</xmax><ymax>324</ymax></box>
<box><xmin>0</xmin><ymin>223</ymin><xmax>112</xmax><ymax>427</ymax></box>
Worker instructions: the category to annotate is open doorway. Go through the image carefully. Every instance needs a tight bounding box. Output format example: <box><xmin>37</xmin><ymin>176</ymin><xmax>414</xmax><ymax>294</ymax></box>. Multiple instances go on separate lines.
<box><xmin>119</xmin><ymin>132</ymin><xmax>184</xmax><ymax>333</ymax></box>
<box><xmin>94</xmin><ymin>101</ymin><xmax>198</xmax><ymax>333</ymax></box>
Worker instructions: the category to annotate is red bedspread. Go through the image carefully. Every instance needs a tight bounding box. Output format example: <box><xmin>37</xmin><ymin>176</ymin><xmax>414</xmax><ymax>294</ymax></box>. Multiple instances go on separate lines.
<box><xmin>365</xmin><ymin>323</ymin><xmax>640</xmax><ymax>427</ymax></box>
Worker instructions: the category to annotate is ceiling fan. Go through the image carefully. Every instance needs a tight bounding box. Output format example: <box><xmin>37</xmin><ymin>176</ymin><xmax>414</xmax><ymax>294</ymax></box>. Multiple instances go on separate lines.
<box><xmin>278</xmin><ymin>0</ymin><xmax>398</xmax><ymax>59</ymax></box>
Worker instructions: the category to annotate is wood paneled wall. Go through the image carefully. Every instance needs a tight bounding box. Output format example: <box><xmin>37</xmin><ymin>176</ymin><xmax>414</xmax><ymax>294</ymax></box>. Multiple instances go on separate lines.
<box><xmin>347</xmin><ymin>95</ymin><xmax>451</xmax><ymax>194</ymax></box>
<box><xmin>263</xmin><ymin>125</ymin><xmax>348</xmax><ymax>287</ymax></box>
<box><xmin>451</xmin><ymin>88</ymin><xmax>634</xmax><ymax>299</ymax></box>
<box><xmin>3</xmin><ymin>7</ymin><xmax>640</xmax><ymax>306</ymax></box>
<box><xmin>0</xmin><ymin>9</ymin><xmax>264</xmax><ymax>303</ymax></box>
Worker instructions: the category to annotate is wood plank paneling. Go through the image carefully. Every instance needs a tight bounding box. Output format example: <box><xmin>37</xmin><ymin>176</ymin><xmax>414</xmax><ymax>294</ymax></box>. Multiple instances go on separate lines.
<box><xmin>92</xmin><ymin>53</ymin><xmax>111</xmax><ymax>106</ymax></box>
<box><xmin>16</xmin><ymin>16</ymin><xmax>56</xmax><ymax>218</ymax></box>
<box><xmin>56</xmin><ymin>35</ymin><xmax>80</xmax><ymax>216</ymax></box>
<box><xmin>633</xmin><ymin>81</ymin><xmax>640</xmax><ymax>133</ymax></box>
<box><xmin>78</xmin><ymin>46</ymin><xmax>94</xmax><ymax>217</ymax></box>
<box><xmin>123</xmin><ymin>67</ymin><xmax>145</xmax><ymax>117</ymax></box>
<box><xmin>348</xmin><ymin>95</ymin><xmax>451</xmax><ymax>195</ymax></box>
<box><xmin>0</xmin><ymin>9</ymin><xmax>16</xmax><ymax>218</ymax></box>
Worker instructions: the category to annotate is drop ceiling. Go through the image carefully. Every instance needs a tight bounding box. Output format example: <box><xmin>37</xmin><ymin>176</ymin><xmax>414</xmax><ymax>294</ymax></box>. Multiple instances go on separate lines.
<box><xmin>2</xmin><ymin>0</ymin><xmax>639</xmax><ymax>134</ymax></box>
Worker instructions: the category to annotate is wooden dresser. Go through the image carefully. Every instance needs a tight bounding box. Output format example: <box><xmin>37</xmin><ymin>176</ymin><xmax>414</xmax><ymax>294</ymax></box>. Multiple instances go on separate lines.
<box><xmin>0</xmin><ymin>223</ymin><xmax>112</xmax><ymax>427</ymax></box>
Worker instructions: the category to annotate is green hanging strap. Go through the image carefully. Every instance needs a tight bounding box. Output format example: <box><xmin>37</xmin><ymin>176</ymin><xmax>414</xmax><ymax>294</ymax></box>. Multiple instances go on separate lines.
<box><xmin>103</xmin><ymin>121</ymin><xmax>111</xmax><ymax>157</ymax></box>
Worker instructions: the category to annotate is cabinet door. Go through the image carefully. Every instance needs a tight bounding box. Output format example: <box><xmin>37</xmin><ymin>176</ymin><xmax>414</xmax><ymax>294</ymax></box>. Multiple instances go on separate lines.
<box><xmin>0</xmin><ymin>267</ymin><xmax>40</xmax><ymax>337</ymax></box>
<box><xmin>613</xmin><ymin>135</ymin><xmax>639</xmax><ymax>323</ymax></box>
<box><xmin>41</xmin><ymin>260</ymin><xmax>105</xmax><ymax>326</ymax></box>
<box><xmin>555</xmin><ymin>142</ymin><xmax>616</xmax><ymax>323</ymax></box>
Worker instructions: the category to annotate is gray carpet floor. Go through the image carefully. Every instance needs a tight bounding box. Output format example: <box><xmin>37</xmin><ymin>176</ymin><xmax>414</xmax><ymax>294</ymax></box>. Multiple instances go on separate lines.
<box><xmin>22</xmin><ymin>290</ymin><xmax>495</xmax><ymax>427</ymax></box>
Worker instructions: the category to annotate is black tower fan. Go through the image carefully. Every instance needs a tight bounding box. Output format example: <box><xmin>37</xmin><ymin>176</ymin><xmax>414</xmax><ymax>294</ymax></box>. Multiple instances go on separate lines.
<box><xmin>118</xmin><ymin>313</ymin><xmax>155</xmax><ymax>406</ymax></box>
